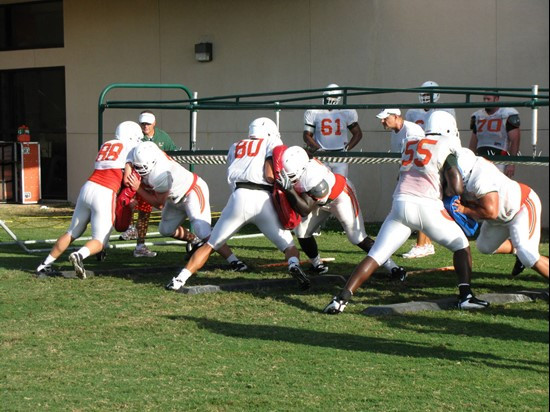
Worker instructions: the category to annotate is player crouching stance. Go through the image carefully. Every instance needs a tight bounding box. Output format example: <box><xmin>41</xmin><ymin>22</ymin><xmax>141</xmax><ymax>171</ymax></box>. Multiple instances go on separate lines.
<box><xmin>454</xmin><ymin>148</ymin><xmax>549</xmax><ymax>279</ymax></box>
<box><xmin>165</xmin><ymin>117</ymin><xmax>310</xmax><ymax>291</ymax></box>
<box><xmin>36</xmin><ymin>121</ymin><xmax>143</xmax><ymax>278</ymax></box>
<box><xmin>277</xmin><ymin>146</ymin><xmax>406</xmax><ymax>280</ymax></box>
<box><xmin>323</xmin><ymin>112</ymin><xmax>490</xmax><ymax>314</ymax></box>
<box><xmin>127</xmin><ymin>141</ymin><xmax>247</xmax><ymax>274</ymax></box>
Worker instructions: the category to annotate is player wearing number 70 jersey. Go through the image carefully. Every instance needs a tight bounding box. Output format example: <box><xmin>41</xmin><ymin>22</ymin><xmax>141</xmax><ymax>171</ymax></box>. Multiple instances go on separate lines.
<box><xmin>323</xmin><ymin>111</ymin><xmax>490</xmax><ymax>314</ymax></box>
<box><xmin>36</xmin><ymin>121</ymin><xmax>143</xmax><ymax>279</ymax></box>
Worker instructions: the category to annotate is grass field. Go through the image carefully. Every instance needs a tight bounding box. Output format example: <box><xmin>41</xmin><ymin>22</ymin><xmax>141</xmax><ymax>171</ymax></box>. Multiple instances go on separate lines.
<box><xmin>1</xmin><ymin>204</ymin><xmax>548</xmax><ymax>411</ymax></box>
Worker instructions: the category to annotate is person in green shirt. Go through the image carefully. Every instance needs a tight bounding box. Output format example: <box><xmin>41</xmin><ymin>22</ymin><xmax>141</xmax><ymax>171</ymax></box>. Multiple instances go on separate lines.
<box><xmin>120</xmin><ymin>110</ymin><xmax>180</xmax><ymax>257</ymax></box>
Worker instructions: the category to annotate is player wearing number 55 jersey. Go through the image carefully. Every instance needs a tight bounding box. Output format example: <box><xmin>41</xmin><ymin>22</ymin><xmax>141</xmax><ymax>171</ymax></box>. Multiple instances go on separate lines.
<box><xmin>303</xmin><ymin>84</ymin><xmax>363</xmax><ymax>177</ymax></box>
<box><xmin>323</xmin><ymin>111</ymin><xmax>490</xmax><ymax>314</ymax></box>
<box><xmin>166</xmin><ymin>117</ymin><xmax>310</xmax><ymax>291</ymax></box>
<box><xmin>36</xmin><ymin>121</ymin><xmax>143</xmax><ymax>279</ymax></box>
<box><xmin>468</xmin><ymin>94</ymin><xmax>521</xmax><ymax>178</ymax></box>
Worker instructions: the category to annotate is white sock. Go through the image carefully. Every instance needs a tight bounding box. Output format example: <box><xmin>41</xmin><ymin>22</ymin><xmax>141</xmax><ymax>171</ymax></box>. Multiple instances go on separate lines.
<box><xmin>311</xmin><ymin>255</ymin><xmax>322</xmax><ymax>267</ymax></box>
<box><xmin>382</xmin><ymin>257</ymin><xmax>398</xmax><ymax>273</ymax></box>
<box><xmin>77</xmin><ymin>247</ymin><xmax>91</xmax><ymax>260</ymax></box>
<box><xmin>176</xmin><ymin>268</ymin><xmax>193</xmax><ymax>283</ymax></box>
<box><xmin>226</xmin><ymin>254</ymin><xmax>238</xmax><ymax>263</ymax></box>
<box><xmin>44</xmin><ymin>254</ymin><xmax>56</xmax><ymax>266</ymax></box>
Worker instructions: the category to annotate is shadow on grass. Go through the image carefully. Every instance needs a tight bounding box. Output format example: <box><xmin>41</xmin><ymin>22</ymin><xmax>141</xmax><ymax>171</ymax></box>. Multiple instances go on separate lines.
<box><xmin>167</xmin><ymin>315</ymin><xmax>548</xmax><ymax>373</ymax></box>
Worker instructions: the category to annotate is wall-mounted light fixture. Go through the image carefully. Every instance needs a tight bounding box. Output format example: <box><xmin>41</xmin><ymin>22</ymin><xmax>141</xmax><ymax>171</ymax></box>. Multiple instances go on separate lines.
<box><xmin>195</xmin><ymin>42</ymin><xmax>213</xmax><ymax>62</ymax></box>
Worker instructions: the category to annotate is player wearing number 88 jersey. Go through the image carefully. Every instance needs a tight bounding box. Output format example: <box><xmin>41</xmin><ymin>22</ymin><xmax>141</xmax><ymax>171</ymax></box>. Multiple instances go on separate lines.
<box><xmin>303</xmin><ymin>84</ymin><xmax>363</xmax><ymax>177</ymax></box>
<box><xmin>35</xmin><ymin>121</ymin><xmax>142</xmax><ymax>279</ymax></box>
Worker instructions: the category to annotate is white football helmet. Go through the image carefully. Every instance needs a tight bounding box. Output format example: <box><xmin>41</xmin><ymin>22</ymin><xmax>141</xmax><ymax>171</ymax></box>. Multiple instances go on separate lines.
<box><xmin>133</xmin><ymin>141</ymin><xmax>161</xmax><ymax>176</ymax></box>
<box><xmin>323</xmin><ymin>84</ymin><xmax>342</xmax><ymax>105</ymax></box>
<box><xmin>418</xmin><ymin>80</ymin><xmax>440</xmax><ymax>104</ymax></box>
<box><xmin>424</xmin><ymin>111</ymin><xmax>458</xmax><ymax>140</ymax></box>
<box><xmin>456</xmin><ymin>148</ymin><xmax>478</xmax><ymax>185</ymax></box>
<box><xmin>115</xmin><ymin>121</ymin><xmax>143</xmax><ymax>147</ymax></box>
<box><xmin>248</xmin><ymin>117</ymin><xmax>280</xmax><ymax>140</ymax></box>
<box><xmin>282</xmin><ymin>146</ymin><xmax>310</xmax><ymax>182</ymax></box>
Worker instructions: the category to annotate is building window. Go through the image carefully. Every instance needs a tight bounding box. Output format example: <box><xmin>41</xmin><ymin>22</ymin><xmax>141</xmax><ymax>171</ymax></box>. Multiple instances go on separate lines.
<box><xmin>0</xmin><ymin>0</ymin><xmax>63</xmax><ymax>51</ymax></box>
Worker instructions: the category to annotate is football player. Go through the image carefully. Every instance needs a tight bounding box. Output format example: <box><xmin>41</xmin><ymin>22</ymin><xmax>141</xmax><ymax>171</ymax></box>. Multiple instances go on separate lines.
<box><xmin>468</xmin><ymin>94</ymin><xmax>521</xmax><ymax>178</ymax></box>
<box><xmin>323</xmin><ymin>111</ymin><xmax>489</xmax><ymax>314</ymax></box>
<box><xmin>126</xmin><ymin>141</ymin><xmax>247</xmax><ymax>271</ymax></box>
<box><xmin>403</xmin><ymin>80</ymin><xmax>458</xmax><ymax>259</ymax></box>
<box><xmin>303</xmin><ymin>84</ymin><xmax>363</xmax><ymax>177</ymax></box>
<box><xmin>36</xmin><ymin>121</ymin><xmax>143</xmax><ymax>279</ymax></box>
<box><xmin>165</xmin><ymin>117</ymin><xmax>310</xmax><ymax>291</ymax></box>
<box><xmin>277</xmin><ymin>146</ymin><xmax>406</xmax><ymax>279</ymax></box>
<box><xmin>454</xmin><ymin>148</ymin><xmax>548</xmax><ymax>279</ymax></box>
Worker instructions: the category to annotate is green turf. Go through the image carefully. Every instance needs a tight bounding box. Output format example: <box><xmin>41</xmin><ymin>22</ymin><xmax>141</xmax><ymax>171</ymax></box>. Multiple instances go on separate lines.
<box><xmin>1</xmin><ymin>205</ymin><xmax>548</xmax><ymax>411</ymax></box>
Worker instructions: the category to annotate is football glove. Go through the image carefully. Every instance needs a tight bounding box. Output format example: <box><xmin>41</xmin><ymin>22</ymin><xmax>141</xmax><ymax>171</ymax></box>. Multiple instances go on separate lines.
<box><xmin>276</xmin><ymin>169</ymin><xmax>293</xmax><ymax>191</ymax></box>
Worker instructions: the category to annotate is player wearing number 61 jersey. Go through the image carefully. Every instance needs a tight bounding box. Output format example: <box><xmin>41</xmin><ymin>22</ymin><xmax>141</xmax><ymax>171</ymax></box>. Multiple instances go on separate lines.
<box><xmin>303</xmin><ymin>84</ymin><xmax>363</xmax><ymax>177</ymax></box>
<box><xmin>323</xmin><ymin>111</ymin><xmax>490</xmax><ymax>314</ymax></box>
<box><xmin>36</xmin><ymin>121</ymin><xmax>143</xmax><ymax>279</ymax></box>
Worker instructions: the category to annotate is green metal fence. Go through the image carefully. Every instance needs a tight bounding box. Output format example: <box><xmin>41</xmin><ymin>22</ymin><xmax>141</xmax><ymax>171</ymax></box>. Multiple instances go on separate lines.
<box><xmin>98</xmin><ymin>83</ymin><xmax>549</xmax><ymax>165</ymax></box>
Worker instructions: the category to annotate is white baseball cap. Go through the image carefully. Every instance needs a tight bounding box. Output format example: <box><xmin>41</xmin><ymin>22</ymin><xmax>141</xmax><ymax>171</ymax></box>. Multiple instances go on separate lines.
<box><xmin>138</xmin><ymin>112</ymin><xmax>156</xmax><ymax>124</ymax></box>
<box><xmin>376</xmin><ymin>108</ymin><xmax>401</xmax><ymax>119</ymax></box>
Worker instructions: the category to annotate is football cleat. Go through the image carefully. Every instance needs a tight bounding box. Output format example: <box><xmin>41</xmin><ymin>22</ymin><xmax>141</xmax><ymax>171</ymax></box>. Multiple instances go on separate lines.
<box><xmin>310</xmin><ymin>262</ymin><xmax>329</xmax><ymax>275</ymax></box>
<box><xmin>69</xmin><ymin>252</ymin><xmax>87</xmax><ymax>279</ymax></box>
<box><xmin>511</xmin><ymin>256</ymin><xmax>525</xmax><ymax>277</ymax></box>
<box><xmin>165</xmin><ymin>277</ymin><xmax>186</xmax><ymax>291</ymax></box>
<box><xmin>95</xmin><ymin>249</ymin><xmax>107</xmax><ymax>262</ymax></box>
<box><xmin>119</xmin><ymin>225</ymin><xmax>137</xmax><ymax>241</ymax></box>
<box><xmin>35</xmin><ymin>265</ymin><xmax>62</xmax><ymax>277</ymax></box>
<box><xmin>289</xmin><ymin>264</ymin><xmax>311</xmax><ymax>290</ymax></box>
<box><xmin>323</xmin><ymin>296</ymin><xmax>348</xmax><ymax>314</ymax></box>
<box><xmin>402</xmin><ymin>244</ymin><xmax>435</xmax><ymax>259</ymax></box>
<box><xmin>133</xmin><ymin>245</ymin><xmax>157</xmax><ymax>258</ymax></box>
<box><xmin>391</xmin><ymin>266</ymin><xmax>407</xmax><ymax>282</ymax></box>
<box><xmin>230</xmin><ymin>260</ymin><xmax>248</xmax><ymax>272</ymax></box>
<box><xmin>458</xmin><ymin>294</ymin><xmax>490</xmax><ymax>310</ymax></box>
<box><xmin>184</xmin><ymin>240</ymin><xmax>205</xmax><ymax>261</ymax></box>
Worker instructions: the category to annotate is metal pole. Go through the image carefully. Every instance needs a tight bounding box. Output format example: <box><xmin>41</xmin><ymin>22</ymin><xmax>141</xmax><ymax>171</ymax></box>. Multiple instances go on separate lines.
<box><xmin>275</xmin><ymin>102</ymin><xmax>280</xmax><ymax>129</ymax></box>
<box><xmin>191</xmin><ymin>92</ymin><xmax>198</xmax><ymax>151</ymax></box>
<box><xmin>531</xmin><ymin>85</ymin><xmax>539</xmax><ymax>157</ymax></box>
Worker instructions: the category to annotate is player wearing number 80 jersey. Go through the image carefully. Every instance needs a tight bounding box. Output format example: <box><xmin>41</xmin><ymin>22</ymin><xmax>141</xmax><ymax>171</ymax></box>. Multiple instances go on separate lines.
<box><xmin>36</xmin><ymin>121</ymin><xmax>142</xmax><ymax>279</ymax></box>
<box><xmin>166</xmin><ymin>118</ymin><xmax>310</xmax><ymax>291</ymax></box>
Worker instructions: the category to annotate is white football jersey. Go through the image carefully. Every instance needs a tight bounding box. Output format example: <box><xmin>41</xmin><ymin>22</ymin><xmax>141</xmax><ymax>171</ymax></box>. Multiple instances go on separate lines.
<box><xmin>142</xmin><ymin>156</ymin><xmax>196</xmax><ymax>204</ymax></box>
<box><xmin>227</xmin><ymin>134</ymin><xmax>283</xmax><ymax>186</ymax></box>
<box><xmin>304</xmin><ymin>109</ymin><xmax>358</xmax><ymax>150</ymax></box>
<box><xmin>94</xmin><ymin>139</ymin><xmax>135</xmax><ymax>170</ymax></box>
<box><xmin>471</xmin><ymin>107</ymin><xmax>519</xmax><ymax>151</ymax></box>
<box><xmin>463</xmin><ymin>156</ymin><xmax>522</xmax><ymax>223</ymax></box>
<box><xmin>390</xmin><ymin>120</ymin><xmax>425</xmax><ymax>153</ymax></box>
<box><xmin>394</xmin><ymin>134</ymin><xmax>456</xmax><ymax>201</ymax></box>
<box><xmin>295</xmin><ymin>159</ymin><xmax>334</xmax><ymax>204</ymax></box>
<box><xmin>88</xmin><ymin>139</ymin><xmax>136</xmax><ymax>193</ymax></box>
<box><xmin>405</xmin><ymin>108</ymin><xmax>456</xmax><ymax>130</ymax></box>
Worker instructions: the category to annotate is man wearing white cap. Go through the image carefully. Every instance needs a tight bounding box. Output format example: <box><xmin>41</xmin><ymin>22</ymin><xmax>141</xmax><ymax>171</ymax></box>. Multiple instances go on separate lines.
<box><xmin>120</xmin><ymin>110</ymin><xmax>180</xmax><ymax>258</ymax></box>
<box><xmin>376</xmin><ymin>108</ymin><xmax>425</xmax><ymax>154</ymax></box>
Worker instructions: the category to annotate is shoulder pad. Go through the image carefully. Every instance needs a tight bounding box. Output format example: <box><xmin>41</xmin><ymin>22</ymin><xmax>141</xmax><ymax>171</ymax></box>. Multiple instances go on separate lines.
<box><xmin>507</xmin><ymin>114</ymin><xmax>520</xmax><ymax>128</ymax></box>
<box><xmin>307</xmin><ymin>179</ymin><xmax>329</xmax><ymax>200</ymax></box>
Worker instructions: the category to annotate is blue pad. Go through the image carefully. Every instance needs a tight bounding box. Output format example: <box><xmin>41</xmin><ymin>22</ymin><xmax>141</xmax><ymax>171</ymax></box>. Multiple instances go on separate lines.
<box><xmin>443</xmin><ymin>195</ymin><xmax>479</xmax><ymax>237</ymax></box>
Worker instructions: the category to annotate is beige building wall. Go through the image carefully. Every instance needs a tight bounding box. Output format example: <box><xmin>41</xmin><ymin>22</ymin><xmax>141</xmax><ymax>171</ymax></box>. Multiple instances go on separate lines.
<box><xmin>1</xmin><ymin>0</ymin><xmax>548</xmax><ymax>225</ymax></box>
